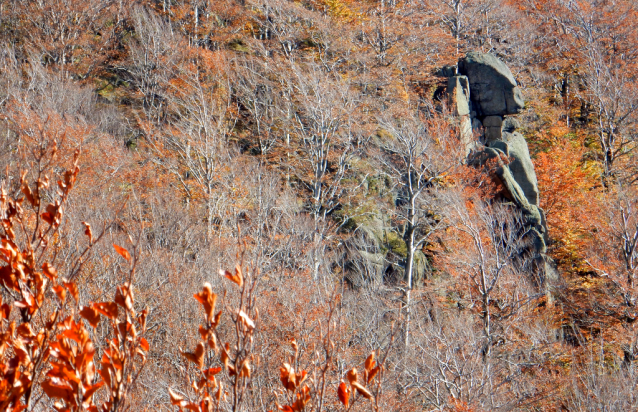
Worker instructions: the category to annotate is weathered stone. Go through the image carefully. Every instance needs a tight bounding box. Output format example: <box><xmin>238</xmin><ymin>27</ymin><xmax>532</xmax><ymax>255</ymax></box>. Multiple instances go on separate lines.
<box><xmin>502</xmin><ymin>117</ymin><xmax>519</xmax><ymax>133</ymax></box>
<box><xmin>358</xmin><ymin>250</ymin><xmax>386</xmax><ymax>282</ymax></box>
<box><xmin>458</xmin><ymin>52</ymin><xmax>525</xmax><ymax>116</ymax></box>
<box><xmin>526</xmin><ymin>228</ymin><xmax>547</xmax><ymax>254</ymax></box>
<box><xmin>485</xmin><ymin>126</ymin><xmax>502</xmax><ymax>141</ymax></box>
<box><xmin>447</xmin><ymin>75</ymin><xmax>470</xmax><ymax>116</ymax></box>
<box><xmin>469</xmin><ymin>146</ymin><xmax>543</xmax><ymax>235</ymax></box>
<box><xmin>459</xmin><ymin>115</ymin><xmax>474</xmax><ymax>155</ymax></box>
<box><xmin>454</xmin><ymin>53</ymin><xmax>557</xmax><ymax>293</ymax></box>
<box><xmin>410</xmin><ymin>250</ymin><xmax>430</xmax><ymax>287</ymax></box>
<box><xmin>489</xmin><ymin>140</ymin><xmax>509</xmax><ymax>156</ymax></box>
<box><xmin>483</xmin><ymin>115</ymin><xmax>503</xmax><ymax>127</ymax></box>
<box><xmin>502</xmin><ymin>131</ymin><xmax>539</xmax><ymax>206</ymax></box>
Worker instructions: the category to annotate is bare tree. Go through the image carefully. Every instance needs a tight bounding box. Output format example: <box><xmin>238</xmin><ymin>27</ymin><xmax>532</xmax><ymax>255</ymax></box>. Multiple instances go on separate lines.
<box><xmin>442</xmin><ymin>192</ymin><xmax>539</xmax><ymax>357</ymax></box>
<box><xmin>234</xmin><ymin>57</ymin><xmax>281</xmax><ymax>156</ymax></box>
<box><xmin>283</xmin><ymin>61</ymin><xmax>364</xmax><ymax>282</ymax></box>
<box><xmin>536</xmin><ymin>0</ymin><xmax>638</xmax><ymax>182</ymax></box>
<box><xmin>126</xmin><ymin>7</ymin><xmax>182</xmax><ymax>123</ymax></box>
<box><xmin>377</xmin><ymin>111</ymin><xmax>461</xmax><ymax>346</ymax></box>
<box><xmin>146</xmin><ymin>54</ymin><xmax>238</xmax><ymax>240</ymax></box>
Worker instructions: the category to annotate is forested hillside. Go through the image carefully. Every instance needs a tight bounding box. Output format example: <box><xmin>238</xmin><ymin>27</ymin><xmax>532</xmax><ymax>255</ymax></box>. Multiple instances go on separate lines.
<box><xmin>0</xmin><ymin>0</ymin><xmax>637</xmax><ymax>410</ymax></box>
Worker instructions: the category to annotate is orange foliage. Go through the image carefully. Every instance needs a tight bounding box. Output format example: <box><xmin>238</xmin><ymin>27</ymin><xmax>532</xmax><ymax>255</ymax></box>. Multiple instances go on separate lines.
<box><xmin>534</xmin><ymin>134</ymin><xmax>600</xmax><ymax>272</ymax></box>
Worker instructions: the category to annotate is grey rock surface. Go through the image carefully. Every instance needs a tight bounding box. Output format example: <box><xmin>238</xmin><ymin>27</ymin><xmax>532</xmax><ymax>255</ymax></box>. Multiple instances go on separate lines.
<box><xmin>502</xmin><ymin>117</ymin><xmax>520</xmax><ymax>133</ymax></box>
<box><xmin>502</xmin><ymin>131</ymin><xmax>540</xmax><ymax>206</ymax></box>
<box><xmin>485</xmin><ymin>126</ymin><xmax>502</xmax><ymax>141</ymax></box>
<box><xmin>483</xmin><ymin>116</ymin><xmax>503</xmax><ymax>127</ymax></box>
<box><xmin>458</xmin><ymin>52</ymin><xmax>525</xmax><ymax>116</ymax></box>
<box><xmin>447</xmin><ymin>75</ymin><xmax>471</xmax><ymax>116</ymax></box>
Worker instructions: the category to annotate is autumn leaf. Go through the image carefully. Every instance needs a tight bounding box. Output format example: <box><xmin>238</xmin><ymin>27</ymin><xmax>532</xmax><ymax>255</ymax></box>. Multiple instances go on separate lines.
<box><xmin>83</xmin><ymin>381</ymin><xmax>105</xmax><ymax>399</ymax></box>
<box><xmin>113</xmin><ymin>244</ymin><xmax>131</xmax><ymax>261</ymax></box>
<box><xmin>280</xmin><ymin>363</ymin><xmax>297</xmax><ymax>391</ymax></box>
<box><xmin>47</xmin><ymin>361</ymin><xmax>81</xmax><ymax>384</ymax></box>
<box><xmin>238</xmin><ymin>310</ymin><xmax>255</xmax><ymax>330</ymax></box>
<box><xmin>168</xmin><ymin>387</ymin><xmax>185</xmax><ymax>406</ymax></box>
<box><xmin>82</xmin><ymin>222</ymin><xmax>93</xmax><ymax>243</ymax></box>
<box><xmin>364</xmin><ymin>352</ymin><xmax>375</xmax><ymax>373</ymax></box>
<box><xmin>338</xmin><ymin>381</ymin><xmax>350</xmax><ymax>407</ymax></box>
<box><xmin>53</xmin><ymin>284</ymin><xmax>67</xmax><ymax>301</ymax></box>
<box><xmin>114</xmin><ymin>283</ymin><xmax>134</xmax><ymax>312</ymax></box>
<box><xmin>220</xmin><ymin>264</ymin><xmax>243</xmax><ymax>288</ymax></box>
<box><xmin>41</xmin><ymin>377</ymin><xmax>74</xmax><ymax>400</ymax></box>
<box><xmin>368</xmin><ymin>366</ymin><xmax>380</xmax><ymax>384</ymax></box>
<box><xmin>346</xmin><ymin>368</ymin><xmax>358</xmax><ymax>386</ymax></box>
<box><xmin>239</xmin><ymin>358</ymin><xmax>251</xmax><ymax>378</ymax></box>
<box><xmin>352</xmin><ymin>381</ymin><xmax>373</xmax><ymax>400</ymax></box>
<box><xmin>194</xmin><ymin>283</ymin><xmax>217</xmax><ymax>322</ymax></box>
<box><xmin>43</xmin><ymin>262</ymin><xmax>58</xmax><ymax>280</ymax></box>
<box><xmin>181</xmin><ymin>342</ymin><xmax>205</xmax><ymax>369</ymax></box>
<box><xmin>138</xmin><ymin>308</ymin><xmax>148</xmax><ymax>332</ymax></box>
<box><xmin>94</xmin><ymin>302</ymin><xmax>118</xmax><ymax>320</ymax></box>
<box><xmin>80</xmin><ymin>306</ymin><xmax>101</xmax><ymax>328</ymax></box>
<box><xmin>63</xmin><ymin>281</ymin><xmax>79</xmax><ymax>302</ymax></box>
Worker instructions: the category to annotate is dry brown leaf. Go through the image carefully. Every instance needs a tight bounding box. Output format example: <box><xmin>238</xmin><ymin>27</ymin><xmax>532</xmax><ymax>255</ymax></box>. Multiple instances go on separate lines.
<box><xmin>113</xmin><ymin>244</ymin><xmax>131</xmax><ymax>262</ymax></box>
<box><xmin>83</xmin><ymin>381</ymin><xmax>105</xmax><ymax>400</ymax></box>
<box><xmin>79</xmin><ymin>306</ymin><xmax>101</xmax><ymax>328</ymax></box>
<box><xmin>168</xmin><ymin>387</ymin><xmax>184</xmax><ymax>405</ymax></box>
<box><xmin>368</xmin><ymin>366</ymin><xmax>380</xmax><ymax>384</ymax></box>
<box><xmin>219</xmin><ymin>264</ymin><xmax>243</xmax><ymax>288</ymax></box>
<box><xmin>204</xmin><ymin>366</ymin><xmax>222</xmax><ymax>380</ymax></box>
<box><xmin>114</xmin><ymin>283</ymin><xmax>134</xmax><ymax>312</ymax></box>
<box><xmin>139</xmin><ymin>337</ymin><xmax>149</xmax><ymax>352</ymax></box>
<box><xmin>352</xmin><ymin>381</ymin><xmax>373</xmax><ymax>400</ymax></box>
<box><xmin>63</xmin><ymin>281</ymin><xmax>79</xmax><ymax>302</ymax></box>
<box><xmin>181</xmin><ymin>342</ymin><xmax>205</xmax><ymax>369</ymax></box>
<box><xmin>238</xmin><ymin>310</ymin><xmax>255</xmax><ymax>330</ymax></box>
<box><xmin>194</xmin><ymin>283</ymin><xmax>217</xmax><ymax>322</ymax></box>
<box><xmin>346</xmin><ymin>368</ymin><xmax>358</xmax><ymax>386</ymax></box>
<box><xmin>337</xmin><ymin>381</ymin><xmax>350</xmax><ymax>407</ymax></box>
<box><xmin>53</xmin><ymin>284</ymin><xmax>67</xmax><ymax>302</ymax></box>
<box><xmin>42</xmin><ymin>262</ymin><xmax>57</xmax><ymax>280</ymax></box>
<box><xmin>94</xmin><ymin>302</ymin><xmax>118</xmax><ymax>320</ymax></box>
<box><xmin>364</xmin><ymin>352</ymin><xmax>376</xmax><ymax>373</ymax></box>
<box><xmin>82</xmin><ymin>222</ymin><xmax>93</xmax><ymax>243</ymax></box>
<box><xmin>41</xmin><ymin>377</ymin><xmax>74</xmax><ymax>400</ymax></box>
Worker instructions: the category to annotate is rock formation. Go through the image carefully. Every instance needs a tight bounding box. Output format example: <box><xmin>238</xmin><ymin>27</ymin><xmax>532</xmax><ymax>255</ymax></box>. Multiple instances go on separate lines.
<box><xmin>458</xmin><ymin>52</ymin><xmax>525</xmax><ymax>117</ymax></box>
<box><xmin>447</xmin><ymin>52</ymin><xmax>558</xmax><ymax>289</ymax></box>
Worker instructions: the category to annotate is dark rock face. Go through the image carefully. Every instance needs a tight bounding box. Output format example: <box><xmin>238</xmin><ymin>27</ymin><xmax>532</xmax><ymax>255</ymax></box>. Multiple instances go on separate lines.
<box><xmin>448</xmin><ymin>52</ymin><xmax>558</xmax><ymax>291</ymax></box>
<box><xmin>458</xmin><ymin>52</ymin><xmax>525</xmax><ymax>116</ymax></box>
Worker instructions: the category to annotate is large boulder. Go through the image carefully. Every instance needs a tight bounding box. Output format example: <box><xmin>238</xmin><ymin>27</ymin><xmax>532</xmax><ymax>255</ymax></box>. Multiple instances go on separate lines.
<box><xmin>501</xmin><ymin>131</ymin><xmax>540</xmax><ymax>206</ymax></box>
<box><xmin>468</xmin><ymin>146</ymin><xmax>545</xmax><ymax>251</ymax></box>
<box><xmin>458</xmin><ymin>52</ymin><xmax>525</xmax><ymax>116</ymax></box>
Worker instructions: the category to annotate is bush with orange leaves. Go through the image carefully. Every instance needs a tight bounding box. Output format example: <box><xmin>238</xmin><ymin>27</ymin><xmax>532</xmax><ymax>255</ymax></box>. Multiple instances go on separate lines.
<box><xmin>0</xmin><ymin>126</ymin><xmax>149</xmax><ymax>411</ymax></box>
<box><xmin>168</xmin><ymin>254</ymin><xmax>392</xmax><ymax>412</ymax></box>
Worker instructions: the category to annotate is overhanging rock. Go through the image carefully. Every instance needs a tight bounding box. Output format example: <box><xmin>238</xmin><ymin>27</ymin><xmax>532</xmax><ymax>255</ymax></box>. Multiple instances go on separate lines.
<box><xmin>458</xmin><ymin>52</ymin><xmax>525</xmax><ymax>117</ymax></box>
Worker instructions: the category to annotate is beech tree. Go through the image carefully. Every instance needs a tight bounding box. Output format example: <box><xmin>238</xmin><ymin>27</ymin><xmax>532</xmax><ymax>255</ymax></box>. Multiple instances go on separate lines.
<box><xmin>283</xmin><ymin>61</ymin><xmax>363</xmax><ymax>281</ymax></box>
<box><xmin>530</xmin><ymin>0</ymin><xmax>638</xmax><ymax>182</ymax></box>
<box><xmin>377</xmin><ymin>110</ymin><xmax>460</xmax><ymax>346</ymax></box>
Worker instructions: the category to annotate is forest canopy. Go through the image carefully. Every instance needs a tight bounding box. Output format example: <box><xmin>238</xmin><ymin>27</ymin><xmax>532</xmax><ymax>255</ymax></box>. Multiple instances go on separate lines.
<box><xmin>0</xmin><ymin>0</ymin><xmax>637</xmax><ymax>410</ymax></box>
